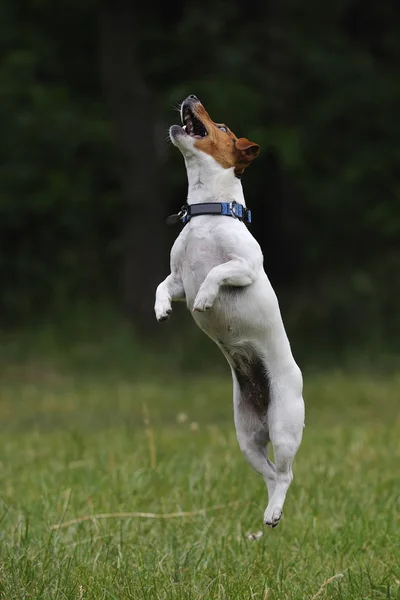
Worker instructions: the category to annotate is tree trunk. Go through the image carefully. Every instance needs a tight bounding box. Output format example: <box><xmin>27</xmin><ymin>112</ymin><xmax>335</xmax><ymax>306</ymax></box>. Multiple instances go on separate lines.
<box><xmin>99</xmin><ymin>1</ymin><xmax>167</xmax><ymax>329</ymax></box>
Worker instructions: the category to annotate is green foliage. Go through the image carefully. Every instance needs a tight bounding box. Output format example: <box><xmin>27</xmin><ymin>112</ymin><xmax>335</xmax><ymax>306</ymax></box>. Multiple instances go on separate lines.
<box><xmin>0</xmin><ymin>2</ymin><xmax>120</xmax><ymax>320</ymax></box>
<box><xmin>0</xmin><ymin>1</ymin><xmax>399</xmax><ymax>349</ymax></box>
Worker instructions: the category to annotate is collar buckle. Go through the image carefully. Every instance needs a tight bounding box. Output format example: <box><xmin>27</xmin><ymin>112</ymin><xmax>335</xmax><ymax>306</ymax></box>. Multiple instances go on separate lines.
<box><xmin>178</xmin><ymin>206</ymin><xmax>188</xmax><ymax>221</ymax></box>
<box><xmin>230</xmin><ymin>201</ymin><xmax>239</xmax><ymax>219</ymax></box>
<box><xmin>165</xmin><ymin>205</ymin><xmax>188</xmax><ymax>226</ymax></box>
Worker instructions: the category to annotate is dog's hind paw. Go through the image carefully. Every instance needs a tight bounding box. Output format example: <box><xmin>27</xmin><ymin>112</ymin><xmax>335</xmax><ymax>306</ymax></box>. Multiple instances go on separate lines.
<box><xmin>263</xmin><ymin>504</ymin><xmax>282</xmax><ymax>528</ymax></box>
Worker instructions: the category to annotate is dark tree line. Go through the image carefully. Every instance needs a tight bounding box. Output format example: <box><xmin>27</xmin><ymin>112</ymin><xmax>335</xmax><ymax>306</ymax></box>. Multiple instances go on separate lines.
<box><xmin>1</xmin><ymin>0</ymin><xmax>399</xmax><ymax>348</ymax></box>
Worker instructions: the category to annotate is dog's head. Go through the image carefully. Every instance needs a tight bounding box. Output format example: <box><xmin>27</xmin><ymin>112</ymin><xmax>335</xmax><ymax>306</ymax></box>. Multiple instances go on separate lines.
<box><xmin>169</xmin><ymin>95</ymin><xmax>260</xmax><ymax>177</ymax></box>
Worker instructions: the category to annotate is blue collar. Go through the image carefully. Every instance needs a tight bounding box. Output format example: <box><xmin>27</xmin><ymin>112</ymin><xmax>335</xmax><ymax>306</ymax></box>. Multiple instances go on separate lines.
<box><xmin>166</xmin><ymin>201</ymin><xmax>251</xmax><ymax>226</ymax></box>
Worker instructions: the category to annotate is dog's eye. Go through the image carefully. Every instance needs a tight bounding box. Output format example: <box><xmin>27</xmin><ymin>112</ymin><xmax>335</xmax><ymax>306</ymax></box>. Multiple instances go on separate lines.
<box><xmin>218</xmin><ymin>125</ymin><xmax>228</xmax><ymax>133</ymax></box>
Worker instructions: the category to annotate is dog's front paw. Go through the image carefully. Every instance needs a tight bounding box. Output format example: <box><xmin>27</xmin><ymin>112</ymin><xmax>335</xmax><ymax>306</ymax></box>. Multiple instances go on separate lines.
<box><xmin>154</xmin><ymin>299</ymin><xmax>172</xmax><ymax>322</ymax></box>
<box><xmin>193</xmin><ymin>286</ymin><xmax>218</xmax><ymax>312</ymax></box>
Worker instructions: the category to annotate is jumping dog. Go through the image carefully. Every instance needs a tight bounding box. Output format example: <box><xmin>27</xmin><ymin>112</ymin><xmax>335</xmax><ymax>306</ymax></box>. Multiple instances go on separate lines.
<box><xmin>155</xmin><ymin>95</ymin><xmax>305</xmax><ymax>527</ymax></box>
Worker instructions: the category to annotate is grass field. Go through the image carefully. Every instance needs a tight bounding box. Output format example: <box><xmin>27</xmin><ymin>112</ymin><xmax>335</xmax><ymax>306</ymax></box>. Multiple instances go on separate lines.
<box><xmin>0</xmin><ymin>361</ymin><xmax>399</xmax><ymax>599</ymax></box>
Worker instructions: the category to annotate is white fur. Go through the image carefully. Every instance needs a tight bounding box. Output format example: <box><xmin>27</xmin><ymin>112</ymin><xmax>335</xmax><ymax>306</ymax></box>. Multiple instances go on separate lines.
<box><xmin>154</xmin><ymin>121</ymin><xmax>305</xmax><ymax>527</ymax></box>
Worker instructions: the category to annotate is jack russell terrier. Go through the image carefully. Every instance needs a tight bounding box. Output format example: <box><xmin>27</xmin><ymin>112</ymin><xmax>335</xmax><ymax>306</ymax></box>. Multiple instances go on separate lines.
<box><xmin>154</xmin><ymin>95</ymin><xmax>305</xmax><ymax>528</ymax></box>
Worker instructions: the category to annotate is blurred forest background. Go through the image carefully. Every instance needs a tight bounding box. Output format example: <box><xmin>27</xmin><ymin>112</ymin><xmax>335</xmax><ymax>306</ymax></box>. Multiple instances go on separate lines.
<box><xmin>1</xmin><ymin>0</ymin><xmax>399</xmax><ymax>370</ymax></box>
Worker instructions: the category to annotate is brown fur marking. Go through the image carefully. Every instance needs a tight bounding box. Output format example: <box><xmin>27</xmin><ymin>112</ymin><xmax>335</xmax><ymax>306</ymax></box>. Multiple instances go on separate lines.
<box><xmin>191</xmin><ymin>104</ymin><xmax>260</xmax><ymax>173</ymax></box>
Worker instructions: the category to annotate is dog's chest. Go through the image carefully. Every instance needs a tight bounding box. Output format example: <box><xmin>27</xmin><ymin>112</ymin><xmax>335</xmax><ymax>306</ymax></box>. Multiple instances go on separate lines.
<box><xmin>186</xmin><ymin>233</ymin><xmax>225</xmax><ymax>268</ymax></box>
<box><xmin>180</xmin><ymin>225</ymin><xmax>228</xmax><ymax>283</ymax></box>
<box><xmin>173</xmin><ymin>216</ymin><xmax>260</xmax><ymax>306</ymax></box>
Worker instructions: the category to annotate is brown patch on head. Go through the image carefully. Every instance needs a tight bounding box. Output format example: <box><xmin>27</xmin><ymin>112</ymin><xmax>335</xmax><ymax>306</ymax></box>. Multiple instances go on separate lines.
<box><xmin>191</xmin><ymin>103</ymin><xmax>260</xmax><ymax>175</ymax></box>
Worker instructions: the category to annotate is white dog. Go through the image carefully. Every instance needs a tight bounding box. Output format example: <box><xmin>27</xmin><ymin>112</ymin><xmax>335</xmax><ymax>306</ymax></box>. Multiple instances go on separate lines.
<box><xmin>154</xmin><ymin>95</ymin><xmax>305</xmax><ymax>527</ymax></box>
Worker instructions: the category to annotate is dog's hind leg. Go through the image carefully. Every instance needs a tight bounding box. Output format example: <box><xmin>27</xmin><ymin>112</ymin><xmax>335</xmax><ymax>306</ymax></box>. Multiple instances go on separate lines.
<box><xmin>230</xmin><ymin>359</ymin><xmax>276</xmax><ymax>503</ymax></box>
<box><xmin>234</xmin><ymin>405</ymin><xmax>277</xmax><ymax>502</ymax></box>
<box><xmin>263</xmin><ymin>368</ymin><xmax>305</xmax><ymax>527</ymax></box>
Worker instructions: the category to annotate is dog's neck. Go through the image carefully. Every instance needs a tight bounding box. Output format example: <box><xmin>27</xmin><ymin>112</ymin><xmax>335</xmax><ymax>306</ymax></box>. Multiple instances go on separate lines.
<box><xmin>184</xmin><ymin>154</ymin><xmax>246</xmax><ymax>206</ymax></box>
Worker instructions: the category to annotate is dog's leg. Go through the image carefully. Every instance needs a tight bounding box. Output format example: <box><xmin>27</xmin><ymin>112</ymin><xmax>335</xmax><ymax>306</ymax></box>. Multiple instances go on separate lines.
<box><xmin>232</xmin><ymin>376</ymin><xmax>276</xmax><ymax>501</ymax></box>
<box><xmin>193</xmin><ymin>260</ymin><xmax>255</xmax><ymax>312</ymax></box>
<box><xmin>154</xmin><ymin>273</ymin><xmax>185</xmax><ymax>321</ymax></box>
<box><xmin>235</xmin><ymin>422</ymin><xmax>277</xmax><ymax>501</ymax></box>
<box><xmin>263</xmin><ymin>373</ymin><xmax>305</xmax><ymax>528</ymax></box>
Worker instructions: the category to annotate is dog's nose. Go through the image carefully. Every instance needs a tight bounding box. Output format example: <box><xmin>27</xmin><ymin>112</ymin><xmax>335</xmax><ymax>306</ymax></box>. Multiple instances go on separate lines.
<box><xmin>182</xmin><ymin>95</ymin><xmax>200</xmax><ymax>109</ymax></box>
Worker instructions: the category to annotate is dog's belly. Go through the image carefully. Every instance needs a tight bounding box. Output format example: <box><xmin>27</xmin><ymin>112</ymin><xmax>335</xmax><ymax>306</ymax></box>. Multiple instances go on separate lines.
<box><xmin>190</xmin><ymin>284</ymin><xmax>278</xmax><ymax>418</ymax></box>
<box><xmin>192</xmin><ymin>285</ymin><xmax>254</xmax><ymax>338</ymax></box>
<box><xmin>190</xmin><ymin>279</ymin><xmax>273</xmax><ymax>341</ymax></box>
<box><xmin>187</xmin><ymin>274</ymin><xmax>295</xmax><ymax>371</ymax></box>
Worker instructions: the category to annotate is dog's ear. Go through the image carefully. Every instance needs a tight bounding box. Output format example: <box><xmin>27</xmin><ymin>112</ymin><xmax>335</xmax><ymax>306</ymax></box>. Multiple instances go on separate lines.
<box><xmin>235</xmin><ymin>138</ymin><xmax>260</xmax><ymax>162</ymax></box>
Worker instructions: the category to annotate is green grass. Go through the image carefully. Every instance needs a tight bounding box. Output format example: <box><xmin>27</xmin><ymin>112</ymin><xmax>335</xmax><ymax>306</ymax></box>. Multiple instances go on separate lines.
<box><xmin>0</xmin><ymin>363</ymin><xmax>399</xmax><ymax>599</ymax></box>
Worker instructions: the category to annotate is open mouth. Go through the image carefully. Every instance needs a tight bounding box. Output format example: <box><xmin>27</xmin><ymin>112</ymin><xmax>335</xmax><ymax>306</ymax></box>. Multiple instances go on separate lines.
<box><xmin>182</xmin><ymin>106</ymin><xmax>207</xmax><ymax>138</ymax></box>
